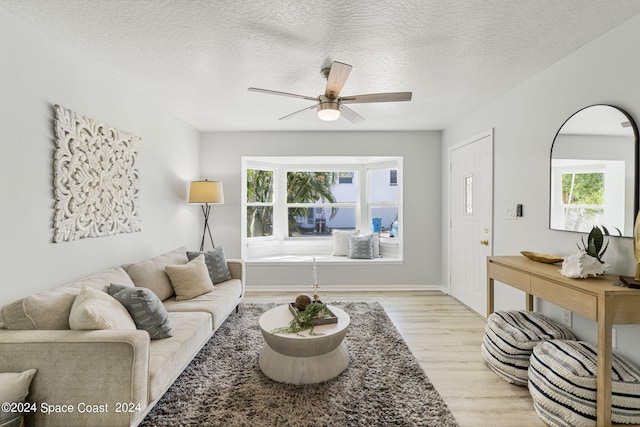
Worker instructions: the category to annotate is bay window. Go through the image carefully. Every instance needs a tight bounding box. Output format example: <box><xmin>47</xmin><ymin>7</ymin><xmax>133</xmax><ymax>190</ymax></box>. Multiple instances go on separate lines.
<box><xmin>242</xmin><ymin>156</ymin><xmax>402</xmax><ymax>260</ymax></box>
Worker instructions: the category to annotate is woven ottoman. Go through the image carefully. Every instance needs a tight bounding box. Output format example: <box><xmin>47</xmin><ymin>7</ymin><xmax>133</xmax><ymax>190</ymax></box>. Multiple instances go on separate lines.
<box><xmin>481</xmin><ymin>310</ymin><xmax>575</xmax><ymax>386</ymax></box>
<box><xmin>529</xmin><ymin>340</ymin><xmax>640</xmax><ymax>427</ymax></box>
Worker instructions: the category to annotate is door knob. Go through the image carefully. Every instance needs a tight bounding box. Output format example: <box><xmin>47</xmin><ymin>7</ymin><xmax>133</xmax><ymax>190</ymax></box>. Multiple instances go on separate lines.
<box><xmin>480</xmin><ymin>239</ymin><xmax>489</xmax><ymax>246</ymax></box>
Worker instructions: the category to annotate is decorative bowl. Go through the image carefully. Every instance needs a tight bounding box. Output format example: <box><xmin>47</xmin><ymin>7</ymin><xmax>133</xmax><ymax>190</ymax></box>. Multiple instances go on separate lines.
<box><xmin>520</xmin><ymin>251</ymin><xmax>564</xmax><ymax>264</ymax></box>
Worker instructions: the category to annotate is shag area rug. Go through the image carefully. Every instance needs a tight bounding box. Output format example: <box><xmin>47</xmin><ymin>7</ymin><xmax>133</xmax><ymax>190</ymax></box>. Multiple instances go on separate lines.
<box><xmin>140</xmin><ymin>302</ymin><xmax>458</xmax><ymax>426</ymax></box>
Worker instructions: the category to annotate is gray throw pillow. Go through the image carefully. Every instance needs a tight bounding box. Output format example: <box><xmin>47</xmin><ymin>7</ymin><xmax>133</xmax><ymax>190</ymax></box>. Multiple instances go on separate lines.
<box><xmin>187</xmin><ymin>247</ymin><xmax>232</xmax><ymax>284</ymax></box>
<box><xmin>108</xmin><ymin>284</ymin><xmax>172</xmax><ymax>339</ymax></box>
<box><xmin>348</xmin><ymin>234</ymin><xmax>375</xmax><ymax>259</ymax></box>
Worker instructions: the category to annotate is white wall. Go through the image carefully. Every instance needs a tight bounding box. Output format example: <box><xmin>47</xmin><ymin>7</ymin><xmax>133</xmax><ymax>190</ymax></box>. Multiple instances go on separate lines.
<box><xmin>200</xmin><ymin>131</ymin><xmax>441</xmax><ymax>289</ymax></box>
<box><xmin>0</xmin><ymin>9</ymin><xmax>201</xmax><ymax>306</ymax></box>
<box><xmin>441</xmin><ymin>14</ymin><xmax>640</xmax><ymax>362</ymax></box>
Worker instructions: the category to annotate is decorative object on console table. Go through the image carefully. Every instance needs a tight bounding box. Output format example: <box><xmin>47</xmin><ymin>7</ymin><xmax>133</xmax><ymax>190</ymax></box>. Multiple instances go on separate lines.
<box><xmin>189</xmin><ymin>180</ymin><xmax>224</xmax><ymax>251</ymax></box>
<box><xmin>520</xmin><ymin>251</ymin><xmax>564</xmax><ymax>264</ymax></box>
<box><xmin>620</xmin><ymin>211</ymin><xmax>640</xmax><ymax>288</ymax></box>
<box><xmin>576</xmin><ymin>225</ymin><xmax>612</xmax><ymax>264</ymax></box>
<box><xmin>560</xmin><ymin>252</ymin><xmax>609</xmax><ymax>279</ymax></box>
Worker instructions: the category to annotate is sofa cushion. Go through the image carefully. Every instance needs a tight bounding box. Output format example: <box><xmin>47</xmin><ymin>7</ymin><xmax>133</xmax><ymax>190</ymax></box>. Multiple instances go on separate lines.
<box><xmin>69</xmin><ymin>286</ymin><xmax>137</xmax><ymax>331</ymax></box>
<box><xmin>124</xmin><ymin>247</ymin><xmax>188</xmax><ymax>301</ymax></box>
<box><xmin>109</xmin><ymin>283</ymin><xmax>173</xmax><ymax>339</ymax></box>
<box><xmin>147</xmin><ymin>311</ymin><xmax>211</xmax><ymax>401</ymax></box>
<box><xmin>165</xmin><ymin>255</ymin><xmax>214</xmax><ymax>301</ymax></box>
<box><xmin>0</xmin><ymin>369</ymin><xmax>37</xmax><ymax>427</ymax></box>
<box><xmin>187</xmin><ymin>247</ymin><xmax>232</xmax><ymax>284</ymax></box>
<box><xmin>0</xmin><ymin>267</ymin><xmax>134</xmax><ymax>330</ymax></box>
<box><xmin>163</xmin><ymin>279</ymin><xmax>242</xmax><ymax>332</ymax></box>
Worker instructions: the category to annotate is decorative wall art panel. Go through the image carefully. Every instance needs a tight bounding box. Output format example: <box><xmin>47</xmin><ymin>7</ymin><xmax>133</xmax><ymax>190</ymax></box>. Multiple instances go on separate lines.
<box><xmin>53</xmin><ymin>105</ymin><xmax>142</xmax><ymax>242</ymax></box>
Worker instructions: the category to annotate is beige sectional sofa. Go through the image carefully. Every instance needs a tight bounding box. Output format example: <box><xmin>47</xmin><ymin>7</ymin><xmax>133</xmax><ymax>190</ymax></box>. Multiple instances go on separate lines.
<box><xmin>0</xmin><ymin>247</ymin><xmax>244</xmax><ymax>427</ymax></box>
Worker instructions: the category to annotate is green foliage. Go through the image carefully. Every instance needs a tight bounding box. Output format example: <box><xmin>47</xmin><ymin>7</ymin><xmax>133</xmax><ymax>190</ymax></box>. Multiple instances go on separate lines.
<box><xmin>271</xmin><ymin>303</ymin><xmax>330</xmax><ymax>336</ymax></box>
<box><xmin>286</xmin><ymin>172</ymin><xmax>339</xmax><ymax>232</ymax></box>
<box><xmin>247</xmin><ymin>170</ymin><xmax>341</xmax><ymax>237</ymax></box>
<box><xmin>577</xmin><ymin>225</ymin><xmax>610</xmax><ymax>263</ymax></box>
<box><xmin>562</xmin><ymin>172</ymin><xmax>604</xmax><ymax>205</ymax></box>
<box><xmin>246</xmin><ymin>170</ymin><xmax>273</xmax><ymax>237</ymax></box>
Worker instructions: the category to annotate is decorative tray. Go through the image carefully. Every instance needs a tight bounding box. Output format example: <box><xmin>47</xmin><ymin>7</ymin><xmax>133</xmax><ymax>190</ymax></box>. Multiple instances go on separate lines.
<box><xmin>288</xmin><ymin>303</ymin><xmax>338</xmax><ymax>325</ymax></box>
<box><xmin>520</xmin><ymin>251</ymin><xmax>564</xmax><ymax>264</ymax></box>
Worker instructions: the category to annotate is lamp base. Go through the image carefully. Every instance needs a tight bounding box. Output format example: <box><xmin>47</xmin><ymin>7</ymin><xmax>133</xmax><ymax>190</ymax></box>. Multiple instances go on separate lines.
<box><xmin>619</xmin><ymin>275</ymin><xmax>640</xmax><ymax>288</ymax></box>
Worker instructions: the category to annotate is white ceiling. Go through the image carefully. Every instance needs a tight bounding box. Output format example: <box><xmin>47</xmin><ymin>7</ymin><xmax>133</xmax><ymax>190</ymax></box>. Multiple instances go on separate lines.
<box><xmin>2</xmin><ymin>0</ymin><xmax>640</xmax><ymax>132</ymax></box>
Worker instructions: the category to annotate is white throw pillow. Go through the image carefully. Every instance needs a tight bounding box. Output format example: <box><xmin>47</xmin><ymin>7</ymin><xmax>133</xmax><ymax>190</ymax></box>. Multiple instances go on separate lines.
<box><xmin>0</xmin><ymin>369</ymin><xmax>37</xmax><ymax>403</ymax></box>
<box><xmin>0</xmin><ymin>369</ymin><xmax>37</xmax><ymax>427</ymax></box>
<box><xmin>69</xmin><ymin>286</ymin><xmax>136</xmax><ymax>330</ymax></box>
<box><xmin>332</xmin><ymin>229</ymin><xmax>359</xmax><ymax>256</ymax></box>
<box><xmin>165</xmin><ymin>254</ymin><xmax>215</xmax><ymax>301</ymax></box>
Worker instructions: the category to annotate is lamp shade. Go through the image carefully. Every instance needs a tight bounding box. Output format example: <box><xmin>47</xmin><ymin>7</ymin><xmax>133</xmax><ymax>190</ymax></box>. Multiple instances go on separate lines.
<box><xmin>189</xmin><ymin>180</ymin><xmax>224</xmax><ymax>204</ymax></box>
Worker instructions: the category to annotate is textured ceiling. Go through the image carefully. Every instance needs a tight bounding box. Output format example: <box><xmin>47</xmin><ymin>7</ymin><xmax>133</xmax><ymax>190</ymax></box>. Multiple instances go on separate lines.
<box><xmin>2</xmin><ymin>0</ymin><xmax>640</xmax><ymax>132</ymax></box>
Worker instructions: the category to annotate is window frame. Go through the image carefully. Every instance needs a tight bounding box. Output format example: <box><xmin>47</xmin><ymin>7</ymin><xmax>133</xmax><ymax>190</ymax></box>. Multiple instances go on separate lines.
<box><xmin>242</xmin><ymin>156</ymin><xmax>402</xmax><ymax>260</ymax></box>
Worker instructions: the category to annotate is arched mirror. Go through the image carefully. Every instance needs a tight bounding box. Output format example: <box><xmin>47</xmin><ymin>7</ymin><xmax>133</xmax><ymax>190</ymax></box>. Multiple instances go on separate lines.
<box><xmin>550</xmin><ymin>105</ymin><xmax>638</xmax><ymax>237</ymax></box>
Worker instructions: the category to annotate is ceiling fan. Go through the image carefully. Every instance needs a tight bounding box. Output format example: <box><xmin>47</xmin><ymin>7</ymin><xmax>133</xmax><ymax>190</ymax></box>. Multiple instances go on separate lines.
<box><xmin>248</xmin><ymin>61</ymin><xmax>412</xmax><ymax>123</ymax></box>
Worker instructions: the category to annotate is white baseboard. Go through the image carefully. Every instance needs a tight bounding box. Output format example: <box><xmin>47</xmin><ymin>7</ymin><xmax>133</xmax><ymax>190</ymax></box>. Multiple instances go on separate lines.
<box><xmin>245</xmin><ymin>283</ymin><xmax>446</xmax><ymax>293</ymax></box>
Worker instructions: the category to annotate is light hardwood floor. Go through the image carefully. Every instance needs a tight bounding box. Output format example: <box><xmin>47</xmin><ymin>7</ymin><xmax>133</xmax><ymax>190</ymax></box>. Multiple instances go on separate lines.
<box><xmin>243</xmin><ymin>290</ymin><xmax>546</xmax><ymax>427</ymax></box>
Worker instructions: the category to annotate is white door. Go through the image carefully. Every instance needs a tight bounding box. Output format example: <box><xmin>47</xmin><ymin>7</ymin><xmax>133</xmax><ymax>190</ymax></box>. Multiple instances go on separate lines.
<box><xmin>449</xmin><ymin>130</ymin><xmax>493</xmax><ymax>317</ymax></box>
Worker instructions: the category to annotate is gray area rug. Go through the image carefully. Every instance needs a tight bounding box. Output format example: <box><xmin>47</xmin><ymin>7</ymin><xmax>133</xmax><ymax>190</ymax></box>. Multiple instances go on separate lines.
<box><xmin>140</xmin><ymin>301</ymin><xmax>459</xmax><ymax>426</ymax></box>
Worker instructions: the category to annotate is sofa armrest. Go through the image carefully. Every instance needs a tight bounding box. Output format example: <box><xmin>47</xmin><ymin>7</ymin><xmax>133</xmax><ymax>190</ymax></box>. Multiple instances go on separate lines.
<box><xmin>227</xmin><ymin>259</ymin><xmax>245</xmax><ymax>297</ymax></box>
<box><xmin>0</xmin><ymin>329</ymin><xmax>150</xmax><ymax>427</ymax></box>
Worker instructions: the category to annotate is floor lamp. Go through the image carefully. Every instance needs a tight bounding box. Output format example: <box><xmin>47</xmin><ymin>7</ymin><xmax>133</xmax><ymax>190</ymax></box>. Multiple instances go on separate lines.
<box><xmin>189</xmin><ymin>180</ymin><xmax>224</xmax><ymax>251</ymax></box>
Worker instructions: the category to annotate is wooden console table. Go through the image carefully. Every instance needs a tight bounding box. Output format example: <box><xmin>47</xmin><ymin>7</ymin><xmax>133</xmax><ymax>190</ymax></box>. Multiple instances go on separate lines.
<box><xmin>487</xmin><ymin>255</ymin><xmax>640</xmax><ymax>427</ymax></box>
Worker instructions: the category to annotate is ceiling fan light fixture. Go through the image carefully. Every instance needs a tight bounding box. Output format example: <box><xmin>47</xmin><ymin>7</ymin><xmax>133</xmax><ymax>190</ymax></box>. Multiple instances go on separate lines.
<box><xmin>317</xmin><ymin>96</ymin><xmax>340</xmax><ymax>121</ymax></box>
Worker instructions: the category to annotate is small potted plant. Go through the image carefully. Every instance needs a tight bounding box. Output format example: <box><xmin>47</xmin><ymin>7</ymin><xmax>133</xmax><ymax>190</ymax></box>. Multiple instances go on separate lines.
<box><xmin>271</xmin><ymin>302</ymin><xmax>331</xmax><ymax>336</ymax></box>
<box><xmin>577</xmin><ymin>225</ymin><xmax>620</xmax><ymax>263</ymax></box>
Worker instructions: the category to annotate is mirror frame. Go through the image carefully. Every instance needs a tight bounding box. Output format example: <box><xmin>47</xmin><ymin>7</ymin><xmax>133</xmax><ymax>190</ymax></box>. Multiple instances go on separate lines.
<box><xmin>549</xmin><ymin>104</ymin><xmax>639</xmax><ymax>237</ymax></box>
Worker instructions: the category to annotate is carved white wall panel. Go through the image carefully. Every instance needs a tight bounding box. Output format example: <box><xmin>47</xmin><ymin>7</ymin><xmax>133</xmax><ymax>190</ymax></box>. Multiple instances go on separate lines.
<box><xmin>53</xmin><ymin>105</ymin><xmax>142</xmax><ymax>242</ymax></box>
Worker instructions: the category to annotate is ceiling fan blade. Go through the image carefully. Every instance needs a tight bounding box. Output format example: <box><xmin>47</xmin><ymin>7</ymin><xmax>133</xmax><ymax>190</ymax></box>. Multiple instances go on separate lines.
<box><xmin>340</xmin><ymin>92</ymin><xmax>413</xmax><ymax>104</ymax></box>
<box><xmin>248</xmin><ymin>87</ymin><xmax>318</xmax><ymax>102</ymax></box>
<box><xmin>325</xmin><ymin>61</ymin><xmax>352</xmax><ymax>99</ymax></box>
<box><xmin>279</xmin><ymin>104</ymin><xmax>317</xmax><ymax>120</ymax></box>
<box><xmin>340</xmin><ymin>105</ymin><xmax>364</xmax><ymax>123</ymax></box>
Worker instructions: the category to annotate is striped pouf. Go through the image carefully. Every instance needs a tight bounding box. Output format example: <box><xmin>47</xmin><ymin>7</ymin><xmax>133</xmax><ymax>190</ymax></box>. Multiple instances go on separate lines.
<box><xmin>529</xmin><ymin>340</ymin><xmax>640</xmax><ymax>427</ymax></box>
<box><xmin>481</xmin><ymin>310</ymin><xmax>576</xmax><ymax>386</ymax></box>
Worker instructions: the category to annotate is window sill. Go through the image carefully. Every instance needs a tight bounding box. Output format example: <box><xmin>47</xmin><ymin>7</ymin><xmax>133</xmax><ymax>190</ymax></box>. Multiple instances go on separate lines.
<box><xmin>244</xmin><ymin>254</ymin><xmax>403</xmax><ymax>266</ymax></box>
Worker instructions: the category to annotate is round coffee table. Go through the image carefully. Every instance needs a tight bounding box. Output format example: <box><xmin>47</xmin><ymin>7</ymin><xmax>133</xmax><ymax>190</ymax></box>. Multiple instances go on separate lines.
<box><xmin>258</xmin><ymin>304</ymin><xmax>350</xmax><ymax>384</ymax></box>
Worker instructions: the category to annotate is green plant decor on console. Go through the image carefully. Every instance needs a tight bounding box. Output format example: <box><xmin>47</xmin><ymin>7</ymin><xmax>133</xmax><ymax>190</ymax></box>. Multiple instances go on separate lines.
<box><xmin>577</xmin><ymin>225</ymin><xmax>619</xmax><ymax>263</ymax></box>
<box><xmin>271</xmin><ymin>303</ymin><xmax>330</xmax><ymax>336</ymax></box>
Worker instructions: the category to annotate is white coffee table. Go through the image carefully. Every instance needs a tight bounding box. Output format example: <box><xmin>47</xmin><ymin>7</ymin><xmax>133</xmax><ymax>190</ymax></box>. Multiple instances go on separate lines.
<box><xmin>258</xmin><ymin>304</ymin><xmax>350</xmax><ymax>384</ymax></box>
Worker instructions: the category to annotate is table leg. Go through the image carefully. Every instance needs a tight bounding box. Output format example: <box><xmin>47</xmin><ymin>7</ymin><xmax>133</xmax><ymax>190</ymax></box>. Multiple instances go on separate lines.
<box><xmin>487</xmin><ymin>277</ymin><xmax>495</xmax><ymax>317</ymax></box>
<box><xmin>526</xmin><ymin>293</ymin><xmax>534</xmax><ymax>311</ymax></box>
<box><xmin>596</xmin><ymin>297</ymin><xmax>613</xmax><ymax>427</ymax></box>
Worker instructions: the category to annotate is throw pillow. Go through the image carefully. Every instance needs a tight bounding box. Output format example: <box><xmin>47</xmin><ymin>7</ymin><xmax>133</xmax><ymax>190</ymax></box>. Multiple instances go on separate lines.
<box><xmin>372</xmin><ymin>232</ymin><xmax>382</xmax><ymax>258</ymax></box>
<box><xmin>123</xmin><ymin>247</ymin><xmax>189</xmax><ymax>301</ymax></box>
<box><xmin>0</xmin><ymin>369</ymin><xmax>37</xmax><ymax>427</ymax></box>
<box><xmin>186</xmin><ymin>247</ymin><xmax>232</xmax><ymax>284</ymax></box>
<box><xmin>108</xmin><ymin>284</ymin><xmax>172</xmax><ymax>339</ymax></box>
<box><xmin>332</xmin><ymin>229</ymin><xmax>359</xmax><ymax>256</ymax></box>
<box><xmin>348</xmin><ymin>234</ymin><xmax>375</xmax><ymax>259</ymax></box>
<box><xmin>165</xmin><ymin>255</ymin><xmax>215</xmax><ymax>301</ymax></box>
<box><xmin>69</xmin><ymin>286</ymin><xmax>137</xmax><ymax>331</ymax></box>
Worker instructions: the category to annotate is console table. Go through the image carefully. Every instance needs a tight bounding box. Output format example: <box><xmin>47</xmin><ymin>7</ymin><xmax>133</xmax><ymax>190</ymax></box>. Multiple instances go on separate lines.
<box><xmin>487</xmin><ymin>255</ymin><xmax>640</xmax><ymax>427</ymax></box>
